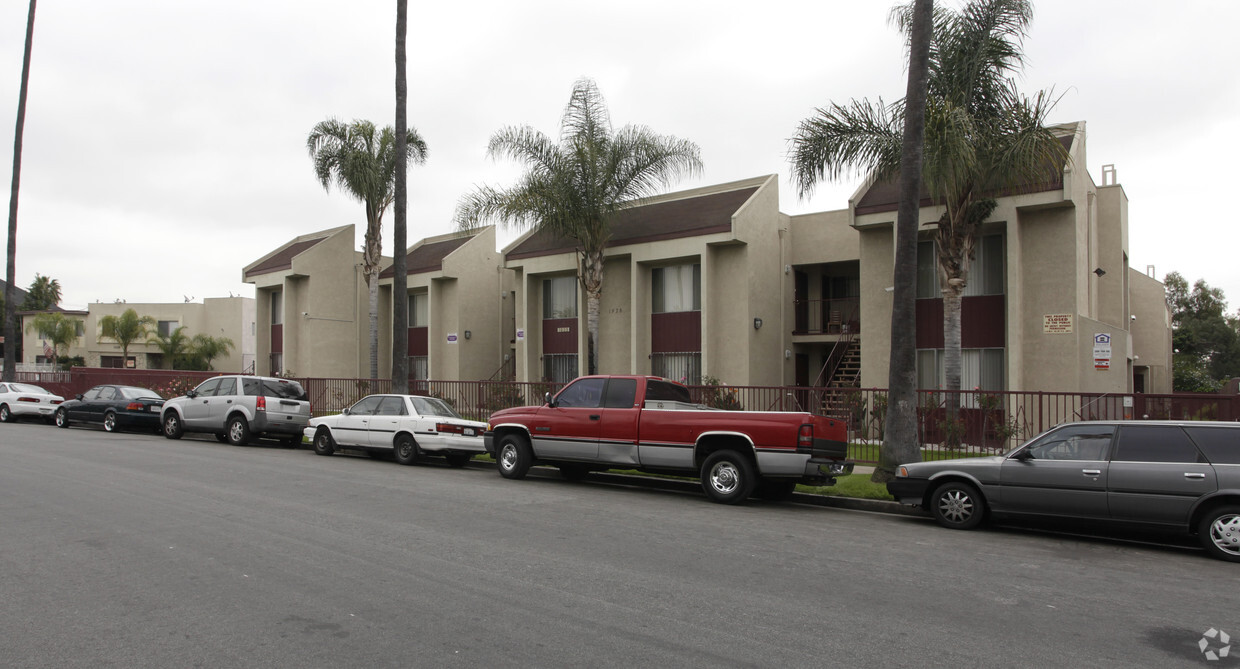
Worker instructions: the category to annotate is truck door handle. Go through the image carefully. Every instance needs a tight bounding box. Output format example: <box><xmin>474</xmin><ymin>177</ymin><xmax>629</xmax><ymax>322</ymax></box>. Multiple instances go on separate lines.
<box><xmin>1082</xmin><ymin>469</ymin><xmax>1101</xmax><ymax>476</ymax></box>
<box><xmin>590</xmin><ymin>415</ymin><xmax>601</xmax><ymax>420</ymax></box>
<box><xmin>1185</xmin><ymin>472</ymin><xmax>1206</xmax><ymax>480</ymax></box>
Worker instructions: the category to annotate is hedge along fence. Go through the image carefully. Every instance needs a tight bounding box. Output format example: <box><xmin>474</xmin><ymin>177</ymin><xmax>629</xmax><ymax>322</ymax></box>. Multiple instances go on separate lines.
<box><xmin>16</xmin><ymin>368</ymin><xmax>1240</xmax><ymax>465</ymax></box>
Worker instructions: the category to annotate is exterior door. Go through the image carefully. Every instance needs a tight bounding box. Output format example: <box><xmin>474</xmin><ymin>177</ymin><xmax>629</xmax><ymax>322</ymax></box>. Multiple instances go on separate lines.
<box><xmin>366</xmin><ymin>396</ymin><xmax>408</xmax><ymax>448</ymax></box>
<box><xmin>335</xmin><ymin>396</ymin><xmax>381</xmax><ymax>447</ymax></box>
<box><xmin>205</xmin><ymin>377</ymin><xmax>239</xmax><ymax>425</ymax></box>
<box><xmin>998</xmin><ymin>424</ymin><xmax>1115</xmax><ymax>519</ymax></box>
<box><xmin>531</xmin><ymin>377</ymin><xmax>603</xmax><ymax>460</ymax></box>
<box><xmin>183</xmin><ymin>378</ymin><xmax>221</xmax><ymax>428</ymax></box>
<box><xmin>596</xmin><ymin>378</ymin><xmax>640</xmax><ymax>466</ymax></box>
<box><xmin>1108</xmin><ymin>425</ymin><xmax>1216</xmax><ymax>526</ymax></box>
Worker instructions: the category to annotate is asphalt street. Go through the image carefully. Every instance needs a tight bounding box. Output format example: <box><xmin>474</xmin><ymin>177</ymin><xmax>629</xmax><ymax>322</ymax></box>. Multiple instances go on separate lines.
<box><xmin>0</xmin><ymin>421</ymin><xmax>1235</xmax><ymax>668</ymax></box>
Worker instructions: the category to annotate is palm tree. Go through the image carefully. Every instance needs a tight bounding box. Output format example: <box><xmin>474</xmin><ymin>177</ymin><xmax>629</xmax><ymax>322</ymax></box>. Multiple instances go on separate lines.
<box><xmin>790</xmin><ymin>0</ymin><xmax>1069</xmax><ymax>425</ymax></box>
<box><xmin>189</xmin><ymin>333</ymin><xmax>235</xmax><ymax>371</ymax></box>
<box><xmin>147</xmin><ymin>326</ymin><xmax>191</xmax><ymax>370</ymax></box>
<box><xmin>307</xmin><ymin>118</ymin><xmax>428</xmax><ymax>380</ymax></box>
<box><xmin>455</xmin><ymin>78</ymin><xmax>703</xmax><ymax>375</ymax></box>
<box><xmin>27</xmin><ymin>312</ymin><xmax>78</xmax><ymax>367</ymax></box>
<box><xmin>391</xmin><ymin>0</ymin><xmax>410</xmax><ymax>393</ymax></box>
<box><xmin>4</xmin><ymin>0</ymin><xmax>36</xmax><ymax>382</ymax></box>
<box><xmin>21</xmin><ymin>273</ymin><xmax>61</xmax><ymax>311</ymax></box>
<box><xmin>98</xmin><ymin>308</ymin><xmax>156</xmax><ymax>366</ymax></box>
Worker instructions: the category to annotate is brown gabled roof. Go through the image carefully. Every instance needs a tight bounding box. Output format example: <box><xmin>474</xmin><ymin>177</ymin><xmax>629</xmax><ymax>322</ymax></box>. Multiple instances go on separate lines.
<box><xmin>380</xmin><ymin>234</ymin><xmax>473</xmax><ymax>279</ymax></box>
<box><xmin>244</xmin><ymin>238</ymin><xmax>329</xmax><ymax>278</ymax></box>
<box><xmin>853</xmin><ymin>133</ymin><xmax>1075</xmax><ymax>216</ymax></box>
<box><xmin>505</xmin><ymin>186</ymin><xmax>759</xmax><ymax>260</ymax></box>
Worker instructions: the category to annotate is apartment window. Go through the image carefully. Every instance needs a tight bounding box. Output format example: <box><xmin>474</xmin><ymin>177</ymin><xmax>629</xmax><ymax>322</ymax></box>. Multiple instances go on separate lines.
<box><xmin>408</xmin><ymin>293</ymin><xmax>429</xmax><ymax>328</ymax></box>
<box><xmin>543</xmin><ymin>353</ymin><xmax>578</xmax><ymax>384</ymax></box>
<box><xmin>651</xmin><ymin>352</ymin><xmax>701</xmax><ymax>385</ymax></box>
<box><xmin>917</xmin><ymin>234</ymin><xmax>1005</xmax><ymax>298</ymax></box>
<box><xmin>652</xmin><ymin>264</ymin><xmax>701</xmax><ymax>313</ymax></box>
<box><xmin>157</xmin><ymin>320</ymin><xmax>179</xmax><ymax>337</ymax></box>
<box><xmin>270</xmin><ymin>291</ymin><xmax>283</xmax><ymax>325</ymax></box>
<box><xmin>917</xmin><ymin>348</ymin><xmax>1005</xmax><ymax>396</ymax></box>
<box><xmin>543</xmin><ymin>277</ymin><xmax>577</xmax><ymax>319</ymax></box>
<box><xmin>411</xmin><ymin>356</ymin><xmax>428</xmax><ymax>381</ymax></box>
<box><xmin>74</xmin><ymin>320</ymin><xmax>85</xmax><ymax>337</ymax></box>
<box><xmin>270</xmin><ymin>352</ymin><xmax>283</xmax><ymax>376</ymax></box>
<box><xmin>100</xmin><ymin>356</ymin><xmax>136</xmax><ymax>369</ymax></box>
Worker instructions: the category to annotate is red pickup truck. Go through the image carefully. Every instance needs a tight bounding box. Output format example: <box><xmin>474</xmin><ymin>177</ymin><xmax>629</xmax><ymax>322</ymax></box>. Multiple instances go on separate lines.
<box><xmin>484</xmin><ymin>375</ymin><xmax>853</xmax><ymax>504</ymax></box>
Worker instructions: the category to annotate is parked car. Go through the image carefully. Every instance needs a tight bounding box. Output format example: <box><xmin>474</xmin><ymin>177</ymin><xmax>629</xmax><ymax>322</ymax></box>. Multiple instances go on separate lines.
<box><xmin>54</xmin><ymin>385</ymin><xmax>165</xmax><ymax>433</ymax></box>
<box><xmin>307</xmin><ymin>394</ymin><xmax>487</xmax><ymax>467</ymax></box>
<box><xmin>161</xmin><ymin>375</ymin><xmax>310</xmax><ymax>447</ymax></box>
<box><xmin>887</xmin><ymin>420</ymin><xmax>1240</xmax><ymax>562</ymax></box>
<box><xmin>0</xmin><ymin>382</ymin><xmax>64</xmax><ymax>424</ymax></box>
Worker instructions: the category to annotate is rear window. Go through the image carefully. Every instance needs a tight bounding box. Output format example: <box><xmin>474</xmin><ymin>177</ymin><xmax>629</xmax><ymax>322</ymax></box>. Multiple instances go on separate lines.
<box><xmin>645</xmin><ymin>380</ymin><xmax>692</xmax><ymax>404</ymax></box>
<box><xmin>1185</xmin><ymin>426</ymin><xmax>1240</xmax><ymax>465</ymax></box>
<box><xmin>244</xmin><ymin>378</ymin><xmax>306</xmax><ymax>401</ymax></box>
<box><xmin>118</xmin><ymin>387</ymin><xmax>160</xmax><ymax>400</ymax></box>
<box><xmin>1113</xmin><ymin>425</ymin><xmax>1206</xmax><ymax>463</ymax></box>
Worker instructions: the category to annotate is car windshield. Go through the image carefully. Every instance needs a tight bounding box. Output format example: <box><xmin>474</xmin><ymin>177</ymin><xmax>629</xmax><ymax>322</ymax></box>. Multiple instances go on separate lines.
<box><xmin>410</xmin><ymin>396</ymin><xmax>461</xmax><ymax>419</ymax></box>
<box><xmin>118</xmin><ymin>387</ymin><xmax>161</xmax><ymax>400</ymax></box>
<box><xmin>9</xmin><ymin>383</ymin><xmax>50</xmax><ymax>394</ymax></box>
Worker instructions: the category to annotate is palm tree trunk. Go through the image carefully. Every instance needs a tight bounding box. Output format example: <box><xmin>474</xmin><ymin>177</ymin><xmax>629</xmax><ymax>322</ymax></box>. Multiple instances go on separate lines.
<box><xmin>4</xmin><ymin>0</ymin><xmax>36</xmax><ymax>382</ymax></box>
<box><xmin>942</xmin><ymin>282</ymin><xmax>963</xmax><ymax>439</ymax></box>
<box><xmin>368</xmin><ymin>272</ymin><xmax>379</xmax><ymax>380</ymax></box>
<box><xmin>876</xmin><ymin>0</ymin><xmax>933</xmax><ymax>482</ymax></box>
<box><xmin>581</xmin><ymin>249</ymin><xmax>603</xmax><ymax>376</ymax></box>
<box><xmin>390</xmin><ymin>0</ymin><xmax>409</xmax><ymax>393</ymax></box>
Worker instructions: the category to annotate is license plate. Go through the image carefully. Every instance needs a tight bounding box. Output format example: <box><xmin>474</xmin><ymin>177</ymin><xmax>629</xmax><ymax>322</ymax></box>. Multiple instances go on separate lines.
<box><xmin>150</xmin><ymin>406</ymin><xmax>160</xmax><ymax>412</ymax></box>
<box><xmin>463</xmin><ymin>428</ymin><xmax>476</xmax><ymax>437</ymax></box>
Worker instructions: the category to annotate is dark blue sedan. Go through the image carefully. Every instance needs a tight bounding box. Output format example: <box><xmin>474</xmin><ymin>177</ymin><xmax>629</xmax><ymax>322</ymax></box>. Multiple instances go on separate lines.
<box><xmin>55</xmin><ymin>385</ymin><xmax>165</xmax><ymax>433</ymax></box>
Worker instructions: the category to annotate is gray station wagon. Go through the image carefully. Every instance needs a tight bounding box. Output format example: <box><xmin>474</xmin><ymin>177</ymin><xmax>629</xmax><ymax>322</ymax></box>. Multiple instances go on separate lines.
<box><xmin>887</xmin><ymin>421</ymin><xmax>1240</xmax><ymax>562</ymax></box>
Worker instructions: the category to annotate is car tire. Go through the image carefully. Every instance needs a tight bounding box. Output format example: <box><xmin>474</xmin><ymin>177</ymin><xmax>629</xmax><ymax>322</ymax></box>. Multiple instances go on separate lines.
<box><xmin>0</xmin><ymin>404</ymin><xmax>11</xmax><ymax>423</ymax></box>
<box><xmin>103</xmin><ymin>411</ymin><xmax>118</xmax><ymax>433</ymax></box>
<box><xmin>55</xmin><ymin>408</ymin><xmax>70</xmax><ymax>429</ymax></box>
<box><xmin>496</xmin><ymin>434</ymin><xmax>533</xmax><ymax>480</ymax></box>
<box><xmin>313</xmin><ymin>428</ymin><xmax>335</xmax><ymax>456</ymax></box>
<box><xmin>1199</xmin><ymin>504</ymin><xmax>1240</xmax><ymax>563</ymax></box>
<box><xmin>559</xmin><ymin>463</ymin><xmax>590</xmax><ymax>481</ymax></box>
<box><xmin>700</xmin><ymin>450</ymin><xmax>756</xmax><ymax>504</ymax></box>
<box><xmin>444</xmin><ymin>452</ymin><xmax>472</xmax><ymax>468</ymax></box>
<box><xmin>162</xmin><ymin>412</ymin><xmax>184</xmax><ymax>440</ymax></box>
<box><xmin>930</xmin><ymin>481</ymin><xmax>986</xmax><ymax>530</ymax></box>
<box><xmin>226</xmin><ymin>415</ymin><xmax>251</xmax><ymax>446</ymax></box>
<box><xmin>214</xmin><ymin>433</ymin><xmax>228</xmax><ymax>443</ymax></box>
<box><xmin>393</xmin><ymin>434</ymin><xmax>420</xmax><ymax>466</ymax></box>
<box><xmin>753</xmin><ymin>478</ymin><xmax>798</xmax><ymax>501</ymax></box>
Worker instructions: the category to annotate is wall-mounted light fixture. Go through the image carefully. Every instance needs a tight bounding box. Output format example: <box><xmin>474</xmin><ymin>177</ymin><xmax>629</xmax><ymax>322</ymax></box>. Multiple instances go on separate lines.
<box><xmin>464</xmin><ymin>330</ymin><xmax>472</xmax><ymax>340</ymax></box>
<box><xmin>784</xmin><ymin>349</ymin><xmax>791</xmax><ymax>359</ymax></box>
<box><xmin>1093</xmin><ymin>267</ymin><xmax>1106</xmax><ymax>277</ymax></box>
<box><xmin>753</xmin><ymin>317</ymin><xmax>763</xmax><ymax>330</ymax></box>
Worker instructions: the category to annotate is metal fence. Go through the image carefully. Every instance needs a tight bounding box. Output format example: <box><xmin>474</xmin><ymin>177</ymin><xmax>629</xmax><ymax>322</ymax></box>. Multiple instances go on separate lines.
<box><xmin>15</xmin><ymin>367</ymin><xmax>1240</xmax><ymax>465</ymax></box>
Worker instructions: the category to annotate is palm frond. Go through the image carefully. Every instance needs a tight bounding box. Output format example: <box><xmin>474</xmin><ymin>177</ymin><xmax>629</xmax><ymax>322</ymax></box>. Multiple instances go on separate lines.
<box><xmin>788</xmin><ymin>98</ymin><xmax>903</xmax><ymax>198</ymax></box>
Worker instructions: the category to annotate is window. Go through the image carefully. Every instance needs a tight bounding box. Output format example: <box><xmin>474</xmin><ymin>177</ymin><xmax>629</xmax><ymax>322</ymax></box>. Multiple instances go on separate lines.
<box><xmin>1186</xmin><ymin>426</ymin><xmax>1240</xmax><ymax>465</ymax></box>
<box><xmin>96</xmin><ymin>387</ymin><xmax>116</xmax><ymax>401</ymax></box>
<box><xmin>408</xmin><ymin>293</ymin><xmax>428</xmax><ymax>328</ymax></box>
<box><xmin>194</xmin><ymin>378</ymin><xmax>221</xmax><ymax>396</ymax></box>
<box><xmin>74</xmin><ymin>320</ymin><xmax>85</xmax><ymax>337</ymax></box>
<box><xmin>349</xmin><ymin>396</ymin><xmax>382</xmax><ymax>416</ymax></box>
<box><xmin>645</xmin><ymin>380</ymin><xmax>693</xmax><ymax>404</ymax></box>
<box><xmin>100</xmin><ymin>356</ymin><xmax>135</xmax><ymax>369</ymax></box>
<box><xmin>118</xmin><ymin>387</ymin><xmax>160</xmax><ymax>400</ymax></box>
<box><xmin>215</xmin><ymin>377</ymin><xmax>237</xmax><ymax>396</ymax></box>
<box><xmin>1114</xmin><ymin>426</ymin><xmax>1205</xmax><ymax>463</ymax></box>
<box><xmin>1024</xmin><ymin>425</ymin><xmax>1115</xmax><ymax>461</ymax></box>
<box><xmin>244</xmin><ymin>378</ymin><xmax>306</xmax><ymax>400</ymax></box>
<box><xmin>651</xmin><ymin>353</ymin><xmax>701</xmax><ymax>385</ymax></box>
<box><xmin>269</xmin><ymin>352</ymin><xmax>283</xmax><ymax>376</ymax></box>
<box><xmin>917</xmin><ymin>234</ymin><xmax>1005</xmax><ymax>298</ymax></box>
<box><xmin>411</xmin><ymin>356</ymin><xmax>428</xmax><ymax>381</ymax></box>
<box><xmin>270</xmin><ymin>291</ymin><xmax>283</xmax><ymax>325</ymax></box>
<box><xmin>79</xmin><ymin>387</ymin><xmax>99</xmax><ymax>401</ymax></box>
<box><xmin>376</xmin><ymin>396</ymin><xmax>408</xmax><ymax>416</ymax></box>
<box><xmin>555</xmin><ymin>377</ymin><xmax>605</xmax><ymax>408</ymax></box>
<box><xmin>543</xmin><ymin>276</ymin><xmax>577</xmax><ymax>319</ymax></box>
<box><xmin>543</xmin><ymin>354</ymin><xmax>577</xmax><ymax>385</ymax></box>
<box><xmin>652</xmin><ymin>264</ymin><xmax>700</xmax><ymax>313</ymax></box>
<box><xmin>157</xmin><ymin>320</ymin><xmax>180</xmax><ymax>337</ymax></box>
<box><xmin>917</xmin><ymin>348</ymin><xmax>1004</xmax><ymax>393</ymax></box>
<box><xmin>916</xmin><ymin>241</ymin><xmax>939</xmax><ymax>299</ymax></box>
<box><xmin>411</xmin><ymin>396</ymin><xmax>461</xmax><ymax>419</ymax></box>
<box><xmin>603</xmin><ymin>378</ymin><xmax>638</xmax><ymax>408</ymax></box>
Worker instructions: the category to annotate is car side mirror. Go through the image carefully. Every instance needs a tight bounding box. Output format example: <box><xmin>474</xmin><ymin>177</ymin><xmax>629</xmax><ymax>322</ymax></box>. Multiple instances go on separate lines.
<box><xmin>75</xmin><ymin>394</ymin><xmax>84</xmax><ymax>400</ymax></box>
<box><xmin>1013</xmin><ymin>448</ymin><xmax>1033</xmax><ymax>461</ymax></box>
<box><xmin>544</xmin><ymin>391</ymin><xmax>556</xmax><ymax>408</ymax></box>
<box><xmin>342</xmin><ymin>407</ymin><xmax>351</xmax><ymax>415</ymax></box>
<box><xmin>186</xmin><ymin>390</ymin><xmax>198</xmax><ymax>399</ymax></box>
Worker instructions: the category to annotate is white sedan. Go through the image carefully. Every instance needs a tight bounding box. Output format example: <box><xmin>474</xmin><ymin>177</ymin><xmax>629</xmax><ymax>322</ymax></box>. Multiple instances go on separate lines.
<box><xmin>0</xmin><ymin>382</ymin><xmax>65</xmax><ymax>424</ymax></box>
<box><xmin>305</xmin><ymin>394</ymin><xmax>488</xmax><ymax>467</ymax></box>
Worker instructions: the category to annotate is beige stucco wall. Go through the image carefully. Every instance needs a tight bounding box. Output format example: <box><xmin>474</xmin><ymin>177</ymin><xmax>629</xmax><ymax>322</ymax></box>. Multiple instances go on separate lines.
<box><xmin>1129</xmin><ymin>268</ymin><xmax>1173</xmax><ymax>394</ymax></box>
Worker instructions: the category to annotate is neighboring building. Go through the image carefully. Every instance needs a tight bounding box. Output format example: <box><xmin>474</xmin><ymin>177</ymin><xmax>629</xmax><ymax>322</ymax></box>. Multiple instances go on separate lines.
<box><xmin>18</xmin><ymin>297</ymin><xmax>254</xmax><ymax>372</ymax></box>
<box><xmin>242</xmin><ymin>225</ymin><xmax>375</xmax><ymax>378</ymax></box>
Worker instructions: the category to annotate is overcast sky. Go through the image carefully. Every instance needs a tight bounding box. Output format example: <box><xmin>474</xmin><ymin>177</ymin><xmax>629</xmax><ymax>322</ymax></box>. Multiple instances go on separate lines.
<box><xmin>2</xmin><ymin>0</ymin><xmax>1238</xmax><ymax>312</ymax></box>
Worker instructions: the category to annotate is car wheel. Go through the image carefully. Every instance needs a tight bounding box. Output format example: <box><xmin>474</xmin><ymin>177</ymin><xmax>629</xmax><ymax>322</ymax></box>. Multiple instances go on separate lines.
<box><xmin>444</xmin><ymin>452</ymin><xmax>472</xmax><ymax>468</ymax></box>
<box><xmin>700</xmin><ymin>450</ymin><xmax>756</xmax><ymax>504</ymax></box>
<box><xmin>0</xmin><ymin>404</ymin><xmax>11</xmax><ymax>423</ymax></box>
<box><xmin>214</xmin><ymin>433</ymin><xmax>228</xmax><ymax>443</ymax></box>
<box><xmin>930</xmin><ymin>481</ymin><xmax>986</xmax><ymax>530</ymax></box>
<box><xmin>55</xmin><ymin>408</ymin><xmax>70</xmax><ymax>429</ymax></box>
<box><xmin>227</xmin><ymin>416</ymin><xmax>251</xmax><ymax>446</ymax></box>
<box><xmin>313</xmin><ymin>428</ymin><xmax>335</xmax><ymax>456</ymax></box>
<box><xmin>1199</xmin><ymin>504</ymin><xmax>1240</xmax><ymax>563</ymax></box>
<box><xmin>393</xmin><ymin>434</ymin><xmax>420</xmax><ymax>466</ymax></box>
<box><xmin>103</xmin><ymin>411</ymin><xmax>118</xmax><ymax>433</ymax></box>
<box><xmin>162</xmin><ymin>412</ymin><xmax>184</xmax><ymax>440</ymax></box>
<box><xmin>496</xmin><ymin>434</ymin><xmax>533</xmax><ymax>480</ymax></box>
<box><xmin>559</xmin><ymin>463</ymin><xmax>590</xmax><ymax>481</ymax></box>
<box><xmin>753</xmin><ymin>478</ymin><xmax>798</xmax><ymax>501</ymax></box>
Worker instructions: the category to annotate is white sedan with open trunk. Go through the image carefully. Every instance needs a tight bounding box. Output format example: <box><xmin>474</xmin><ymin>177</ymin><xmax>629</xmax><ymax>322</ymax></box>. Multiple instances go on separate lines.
<box><xmin>306</xmin><ymin>394</ymin><xmax>487</xmax><ymax>467</ymax></box>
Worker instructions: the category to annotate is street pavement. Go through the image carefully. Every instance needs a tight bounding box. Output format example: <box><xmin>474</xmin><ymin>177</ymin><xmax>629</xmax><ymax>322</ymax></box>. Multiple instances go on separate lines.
<box><xmin>0</xmin><ymin>421</ymin><xmax>1235</xmax><ymax>668</ymax></box>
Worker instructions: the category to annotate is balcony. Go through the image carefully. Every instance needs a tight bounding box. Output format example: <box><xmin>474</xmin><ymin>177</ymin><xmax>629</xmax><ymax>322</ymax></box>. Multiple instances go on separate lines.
<box><xmin>793</xmin><ymin>298</ymin><xmax>860</xmax><ymax>336</ymax></box>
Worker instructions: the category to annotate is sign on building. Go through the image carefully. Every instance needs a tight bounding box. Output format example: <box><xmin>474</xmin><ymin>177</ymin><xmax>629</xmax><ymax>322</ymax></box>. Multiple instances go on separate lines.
<box><xmin>1043</xmin><ymin>314</ymin><xmax>1074</xmax><ymax>334</ymax></box>
<box><xmin>1093</xmin><ymin>333</ymin><xmax>1112</xmax><ymax>370</ymax></box>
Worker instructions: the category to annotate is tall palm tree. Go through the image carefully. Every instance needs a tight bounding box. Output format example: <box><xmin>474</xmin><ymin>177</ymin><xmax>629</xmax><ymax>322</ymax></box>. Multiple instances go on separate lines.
<box><xmin>21</xmin><ymin>273</ymin><xmax>60</xmax><ymax>310</ymax></box>
<box><xmin>455</xmin><ymin>78</ymin><xmax>703</xmax><ymax>375</ymax></box>
<box><xmin>391</xmin><ymin>0</ymin><xmax>410</xmax><ymax>393</ymax></box>
<box><xmin>790</xmin><ymin>0</ymin><xmax>1069</xmax><ymax>424</ymax></box>
<box><xmin>98</xmin><ymin>308</ymin><xmax>156</xmax><ymax>366</ymax></box>
<box><xmin>148</xmin><ymin>325</ymin><xmax>191</xmax><ymax>370</ymax></box>
<box><xmin>307</xmin><ymin>119</ymin><xmax>428</xmax><ymax>379</ymax></box>
<box><xmin>4</xmin><ymin>0</ymin><xmax>36</xmax><ymax>382</ymax></box>
<box><xmin>189</xmin><ymin>333</ymin><xmax>235</xmax><ymax>371</ymax></box>
<box><xmin>27</xmin><ymin>311</ymin><xmax>77</xmax><ymax>367</ymax></box>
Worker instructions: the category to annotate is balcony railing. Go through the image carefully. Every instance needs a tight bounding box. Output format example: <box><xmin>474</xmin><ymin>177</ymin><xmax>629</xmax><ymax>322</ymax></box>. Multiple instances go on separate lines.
<box><xmin>794</xmin><ymin>298</ymin><xmax>860</xmax><ymax>335</ymax></box>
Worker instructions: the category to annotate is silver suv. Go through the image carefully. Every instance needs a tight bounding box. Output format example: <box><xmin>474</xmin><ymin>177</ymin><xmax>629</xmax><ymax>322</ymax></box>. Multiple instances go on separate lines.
<box><xmin>161</xmin><ymin>375</ymin><xmax>310</xmax><ymax>447</ymax></box>
<box><xmin>888</xmin><ymin>421</ymin><xmax>1240</xmax><ymax>562</ymax></box>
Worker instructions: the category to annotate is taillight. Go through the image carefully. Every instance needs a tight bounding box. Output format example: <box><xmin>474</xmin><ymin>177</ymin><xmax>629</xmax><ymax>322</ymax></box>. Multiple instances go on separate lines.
<box><xmin>51</xmin><ymin>399</ymin><xmax>62</xmax><ymax>405</ymax></box>
<box><xmin>798</xmin><ymin>424</ymin><xmax>814</xmax><ymax>448</ymax></box>
<box><xmin>18</xmin><ymin>396</ymin><xmax>39</xmax><ymax>403</ymax></box>
<box><xmin>125</xmin><ymin>402</ymin><xmax>144</xmax><ymax>411</ymax></box>
<box><xmin>256</xmin><ymin>396</ymin><xmax>266</xmax><ymax>411</ymax></box>
<box><xmin>436</xmin><ymin>423</ymin><xmax>464</xmax><ymax>434</ymax></box>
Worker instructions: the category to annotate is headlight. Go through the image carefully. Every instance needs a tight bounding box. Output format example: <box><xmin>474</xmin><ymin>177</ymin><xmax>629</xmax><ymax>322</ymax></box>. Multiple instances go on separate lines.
<box><xmin>896</xmin><ymin>466</ymin><xmax>908</xmax><ymax>478</ymax></box>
